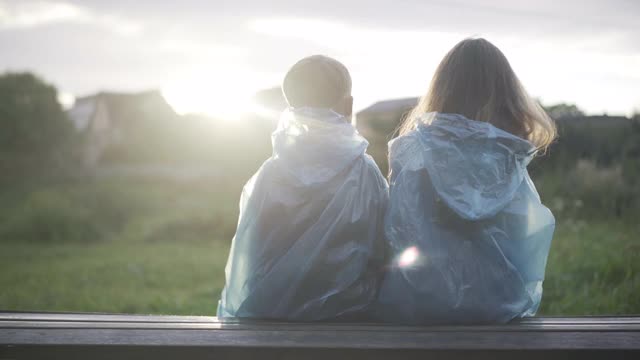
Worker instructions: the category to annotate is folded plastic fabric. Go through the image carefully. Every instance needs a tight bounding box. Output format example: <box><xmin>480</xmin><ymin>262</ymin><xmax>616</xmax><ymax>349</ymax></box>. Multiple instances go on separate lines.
<box><xmin>375</xmin><ymin>112</ymin><xmax>555</xmax><ymax>324</ymax></box>
<box><xmin>217</xmin><ymin>107</ymin><xmax>388</xmax><ymax>321</ymax></box>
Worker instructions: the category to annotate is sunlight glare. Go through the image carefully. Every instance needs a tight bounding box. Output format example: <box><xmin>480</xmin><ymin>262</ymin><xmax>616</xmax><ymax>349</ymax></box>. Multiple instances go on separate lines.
<box><xmin>57</xmin><ymin>91</ymin><xmax>76</xmax><ymax>109</ymax></box>
<box><xmin>162</xmin><ymin>69</ymin><xmax>276</xmax><ymax>120</ymax></box>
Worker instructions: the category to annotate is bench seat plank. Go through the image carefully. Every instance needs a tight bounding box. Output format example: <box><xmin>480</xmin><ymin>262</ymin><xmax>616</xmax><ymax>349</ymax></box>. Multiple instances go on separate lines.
<box><xmin>3</xmin><ymin>328</ymin><xmax>640</xmax><ymax>350</ymax></box>
<box><xmin>1</xmin><ymin>312</ymin><xmax>639</xmax><ymax>351</ymax></box>
<box><xmin>2</xmin><ymin>311</ymin><xmax>640</xmax><ymax>326</ymax></box>
<box><xmin>1</xmin><ymin>319</ymin><xmax>640</xmax><ymax>332</ymax></box>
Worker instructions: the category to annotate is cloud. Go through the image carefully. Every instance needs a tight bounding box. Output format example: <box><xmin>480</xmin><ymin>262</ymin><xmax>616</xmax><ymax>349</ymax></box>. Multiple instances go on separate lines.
<box><xmin>0</xmin><ymin>1</ymin><xmax>80</xmax><ymax>28</ymax></box>
<box><xmin>247</xmin><ymin>14</ymin><xmax>640</xmax><ymax>116</ymax></box>
<box><xmin>0</xmin><ymin>0</ymin><xmax>142</xmax><ymax>36</ymax></box>
<box><xmin>248</xmin><ymin>17</ymin><xmax>465</xmax><ymax>53</ymax></box>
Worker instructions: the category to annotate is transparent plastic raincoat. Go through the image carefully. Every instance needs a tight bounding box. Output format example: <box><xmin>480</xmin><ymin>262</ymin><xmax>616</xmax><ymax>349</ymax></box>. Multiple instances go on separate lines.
<box><xmin>376</xmin><ymin>112</ymin><xmax>555</xmax><ymax>324</ymax></box>
<box><xmin>217</xmin><ymin>107</ymin><xmax>388</xmax><ymax>321</ymax></box>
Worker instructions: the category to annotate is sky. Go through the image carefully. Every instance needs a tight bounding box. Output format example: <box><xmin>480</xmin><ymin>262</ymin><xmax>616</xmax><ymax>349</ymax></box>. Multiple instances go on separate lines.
<box><xmin>1</xmin><ymin>0</ymin><xmax>639</xmax><ymax>117</ymax></box>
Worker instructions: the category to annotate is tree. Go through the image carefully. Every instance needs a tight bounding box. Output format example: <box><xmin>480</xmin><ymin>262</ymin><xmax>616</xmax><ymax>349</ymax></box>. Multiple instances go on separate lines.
<box><xmin>544</xmin><ymin>103</ymin><xmax>585</xmax><ymax>120</ymax></box>
<box><xmin>0</xmin><ymin>72</ymin><xmax>74</xmax><ymax>175</ymax></box>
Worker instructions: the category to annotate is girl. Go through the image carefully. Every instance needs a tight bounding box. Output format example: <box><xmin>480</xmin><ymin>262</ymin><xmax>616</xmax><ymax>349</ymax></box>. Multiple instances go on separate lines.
<box><xmin>376</xmin><ymin>38</ymin><xmax>557</xmax><ymax>324</ymax></box>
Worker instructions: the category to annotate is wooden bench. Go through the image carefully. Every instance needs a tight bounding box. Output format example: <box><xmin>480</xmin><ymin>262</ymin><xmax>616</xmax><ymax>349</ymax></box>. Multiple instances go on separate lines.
<box><xmin>1</xmin><ymin>311</ymin><xmax>639</xmax><ymax>359</ymax></box>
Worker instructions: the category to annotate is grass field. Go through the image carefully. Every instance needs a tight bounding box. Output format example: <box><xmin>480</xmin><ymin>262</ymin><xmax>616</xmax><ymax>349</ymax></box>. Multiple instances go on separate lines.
<box><xmin>0</xmin><ymin>177</ymin><xmax>638</xmax><ymax>316</ymax></box>
<box><xmin>0</xmin><ymin>241</ymin><xmax>228</xmax><ymax>314</ymax></box>
<box><xmin>540</xmin><ymin>220</ymin><xmax>640</xmax><ymax>315</ymax></box>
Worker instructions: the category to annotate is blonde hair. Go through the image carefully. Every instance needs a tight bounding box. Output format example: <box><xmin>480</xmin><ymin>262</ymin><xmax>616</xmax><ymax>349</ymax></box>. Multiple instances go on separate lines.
<box><xmin>399</xmin><ymin>38</ymin><xmax>556</xmax><ymax>151</ymax></box>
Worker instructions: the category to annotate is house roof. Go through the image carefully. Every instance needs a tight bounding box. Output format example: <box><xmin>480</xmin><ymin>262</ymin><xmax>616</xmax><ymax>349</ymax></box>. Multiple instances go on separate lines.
<box><xmin>68</xmin><ymin>90</ymin><xmax>177</xmax><ymax>131</ymax></box>
<box><xmin>357</xmin><ymin>97</ymin><xmax>418</xmax><ymax>116</ymax></box>
<box><xmin>253</xmin><ymin>87</ymin><xmax>287</xmax><ymax>111</ymax></box>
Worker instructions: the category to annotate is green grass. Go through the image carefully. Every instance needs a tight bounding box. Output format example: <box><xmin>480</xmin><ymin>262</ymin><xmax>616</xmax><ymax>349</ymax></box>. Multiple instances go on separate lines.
<box><xmin>0</xmin><ymin>241</ymin><xmax>229</xmax><ymax>314</ymax></box>
<box><xmin>1</xmin><ymin>220</ymin><xmax>638</xmax><ymax>316</ymax></box>
<box><xmin>539</xmin><ymin>220</ymin><xmax>640</xmax><ymax>315</ymax></box>
<box><xmin>0</xmin><ymin>178</ymin><xmax>638</xmax><ymax>316</ymax></box>
<box><xmin>0</xmin><ymin>177</ymin><xmax>240</xmax><ymax>315</ymax></box>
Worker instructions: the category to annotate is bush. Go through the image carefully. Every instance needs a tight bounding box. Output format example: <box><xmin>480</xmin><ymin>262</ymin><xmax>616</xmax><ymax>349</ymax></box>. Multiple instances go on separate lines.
<box><xmin>145</xmin><ymin>215</ymin><xmax>237</xmax><ymax>243</ymax></box>
<box><xmin>533</xmin><ymin>159</ymin><xmax>640</xmax><ymax>221</ymax></box>
<box><xmin>0</xmin><ymin>185</ymin><xmax>138</xmax><ymax>244</ymax></box>
<box><xmin>0</xmin><ymin>190</ymin><xmax>103</xmax><ymax>243</ymax></box>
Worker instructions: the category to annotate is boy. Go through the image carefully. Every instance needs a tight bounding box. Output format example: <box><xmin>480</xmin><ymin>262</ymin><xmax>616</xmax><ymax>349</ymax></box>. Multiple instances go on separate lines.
<box><xmin>217</xmin><ymin>55</ymin><xmax>388</xmax><ymax>321</ymax></box>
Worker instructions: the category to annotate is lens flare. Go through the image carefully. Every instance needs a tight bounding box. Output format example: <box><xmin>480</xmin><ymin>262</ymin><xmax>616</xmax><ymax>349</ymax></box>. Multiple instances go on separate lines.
<box><xmin>398</xmin><ymin>246</ymin><xmax>419</xmax><ymax>267</ymax></box>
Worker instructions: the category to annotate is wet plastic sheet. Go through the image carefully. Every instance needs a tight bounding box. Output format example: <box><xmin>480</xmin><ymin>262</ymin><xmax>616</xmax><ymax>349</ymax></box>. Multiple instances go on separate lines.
<box><xmin>376</xmin><ymin>112</ymin><xmax>555</xmax><ymax>324</ymax></box>
<box><xmin>218</xmin><ymin>108</ymin><xmax>388</xmax><ymax>321</ymax></box>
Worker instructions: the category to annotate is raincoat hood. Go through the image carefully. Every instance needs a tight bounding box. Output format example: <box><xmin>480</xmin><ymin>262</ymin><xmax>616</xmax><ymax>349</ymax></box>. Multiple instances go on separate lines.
<box><xmin>412</xmin><ymin>112</ymin><xmax>536</xmax><ymax>220</ymax></box>
<box><xmin>272</xmin><ymin>107</ymin><xmax>368</xmax><ymax>186</ymax></box>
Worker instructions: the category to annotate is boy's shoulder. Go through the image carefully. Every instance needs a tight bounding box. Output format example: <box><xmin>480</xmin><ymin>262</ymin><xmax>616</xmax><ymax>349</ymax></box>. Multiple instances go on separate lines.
<box><xmin>243</xmin><ymin>157</ymin><xmax>279</xmax><ymax>187</ymax></box>
<box><xmin>362</xmin><ymin>154</ymin><xmax>389</xmax><ymax>190</ymax></box>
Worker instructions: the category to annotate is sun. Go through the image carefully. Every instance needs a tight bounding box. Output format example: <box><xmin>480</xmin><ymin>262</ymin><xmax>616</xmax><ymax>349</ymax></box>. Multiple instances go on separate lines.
<box><xmin>162</xmin><ymin>71</ymin><xmax>268</xmax><ymax>121</ymax></box>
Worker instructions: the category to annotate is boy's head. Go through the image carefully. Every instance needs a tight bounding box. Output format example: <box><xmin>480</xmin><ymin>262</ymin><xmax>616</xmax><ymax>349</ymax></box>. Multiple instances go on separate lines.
<box><xmin>282</xmin><ymin>55</ymin><xmax>353</xmax><ymax>116</ymax></box>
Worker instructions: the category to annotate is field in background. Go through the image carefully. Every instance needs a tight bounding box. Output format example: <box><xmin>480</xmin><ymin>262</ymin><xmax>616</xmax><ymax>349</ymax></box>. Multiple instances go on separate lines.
<box><xmin>1</xmin><ymin>175</ymin><xmax>638</xmax><ymax>316</ymax></box>
<box><xmin>0</xmin><ymin>178</ymin><xmax>238</xmax><ymax>315</ymax></box>
<box><xmin>0</xmin><ymin>241</ymin><xmax>228</xmax><ymax>314</ymax></box>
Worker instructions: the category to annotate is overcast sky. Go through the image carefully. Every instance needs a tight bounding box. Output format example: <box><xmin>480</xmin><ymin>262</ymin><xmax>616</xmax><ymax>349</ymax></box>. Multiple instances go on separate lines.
<box><xmin>1</xmin><ymin>0</ymin><xmax>639</xmax><ymax>116</ymax></box>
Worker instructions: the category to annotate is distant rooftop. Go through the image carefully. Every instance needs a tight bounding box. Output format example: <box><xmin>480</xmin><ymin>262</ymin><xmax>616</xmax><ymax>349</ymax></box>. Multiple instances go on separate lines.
<box><xmin>67</xmin><ymin>90</ymin><xmax>177</xmax><ymax>132</ymax></box>
<box><xmin>358</xmin><ymin>97</ymin><xmax>418</xmax><ymax>115</ymax></box>
<box><xmin>253</xmin><ymin>87</ymin><xmax>287</xmax><ymax>111</ymax></box>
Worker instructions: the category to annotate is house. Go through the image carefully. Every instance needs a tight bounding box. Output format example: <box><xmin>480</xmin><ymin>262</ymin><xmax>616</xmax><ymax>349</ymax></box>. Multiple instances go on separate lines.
<box><xmin>356</xmin><ymin>97</ymin><xmax>418</xmax><ymax>174</ymax></box>
<box><xmin>67</xmin><ymin>90</ymin><xmax>177</xmax><ymax>166</ymax></box>
<box><xmin>356</xmin><ymin>97</ymin><xmax>418</xmax><ymax>138</ymax></box>
<box><xmin>253</xmin><ymin>86</ymin><xmax>288</xmax><ymax>113</ymax></box>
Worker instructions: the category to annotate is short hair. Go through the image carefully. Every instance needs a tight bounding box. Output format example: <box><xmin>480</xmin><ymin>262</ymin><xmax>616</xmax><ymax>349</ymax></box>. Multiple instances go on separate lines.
<box><xmin>282</xmin><ymin>55</ymin><xmax>352</xmax><ymax>109</ymax></box>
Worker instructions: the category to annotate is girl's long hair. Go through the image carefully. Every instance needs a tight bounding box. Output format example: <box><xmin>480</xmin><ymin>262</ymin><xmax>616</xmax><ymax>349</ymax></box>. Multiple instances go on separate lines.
<box><xmin>399</xmin><ymin>38</ymin><xmax>556</xmax><ymax>151</ymax></box>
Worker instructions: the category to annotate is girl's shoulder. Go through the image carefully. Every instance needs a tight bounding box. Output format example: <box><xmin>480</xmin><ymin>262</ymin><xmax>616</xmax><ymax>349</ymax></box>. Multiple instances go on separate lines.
<box><xmin>387</xmin><ymin>131</ymin><xmax>426</xmax><ymax>175</ymax></box>
<box><xmin>388</xmin><ymin>130</ymin><xmax>422</xmax><ymax>156</ymax></box>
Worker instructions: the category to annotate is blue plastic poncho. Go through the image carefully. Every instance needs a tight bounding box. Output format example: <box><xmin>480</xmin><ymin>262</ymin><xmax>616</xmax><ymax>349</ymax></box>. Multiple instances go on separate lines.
<box><xmin>217</xmin><ymin>107</ymin><xmax>388</xmax><ymax>321</ymax></box>
<box><xmin>375</xmin><ymin>112</ymin><xmax>555</xmax><ymax>324</ymax></box>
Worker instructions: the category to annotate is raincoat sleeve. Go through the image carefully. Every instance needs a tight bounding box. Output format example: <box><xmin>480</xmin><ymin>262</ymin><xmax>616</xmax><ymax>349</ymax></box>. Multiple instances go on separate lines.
<box><xmin>364</xmin><ymin>155</ymin><xmax>391</xmax><ymax>282</ymax></box>
<box><xmin>494</xmin><ymin>173</ymin><xmax>555</xmax><ymax>316</ymax></box>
